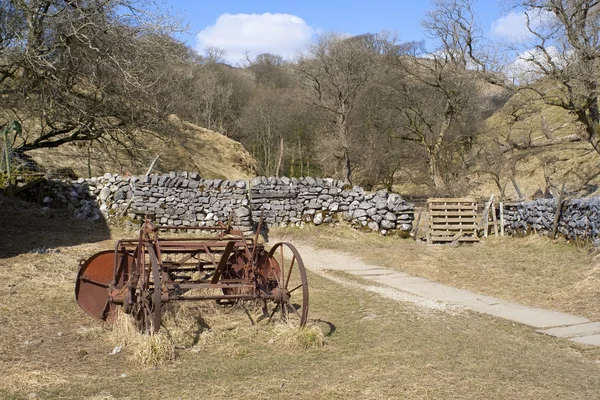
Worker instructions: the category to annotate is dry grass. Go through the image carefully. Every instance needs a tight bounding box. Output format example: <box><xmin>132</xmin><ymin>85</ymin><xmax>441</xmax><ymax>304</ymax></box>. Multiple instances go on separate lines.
<box><xmin>25</xmin><ymin>115</ymin><xmax>256</xmax><ymax>179</ymax></box>
<box><xmin>271</xmin><ymin>324</ymin><xmax>326</xmax><ymax>349</ymax></box>
<box><xmin>154</xmin><ymin>297</ymin><xmax>327</xmax><ymax>359</ymax></box>
<box><xmin>274</xmin><ymin>224</ymin><xmax>600</xmax><ymax>321</ymax></box>
<box><xmin>2</xmin><ymin>203</ymin><xmax>600</xmax><ymax>399</ymax></box>
<box><xmin>106</xmin><ymin>311</ymin><xmax>176</xmax><ymax>366</ymax></box>
<box><xmin>80</xmin><ymin>295</ymin><xmax>327</xmax><ymax>366</ymax></box>
<box><xmin>471</xmin><ymin>88</ymin><xmax>600</xmax><ymax>199</ymax></box>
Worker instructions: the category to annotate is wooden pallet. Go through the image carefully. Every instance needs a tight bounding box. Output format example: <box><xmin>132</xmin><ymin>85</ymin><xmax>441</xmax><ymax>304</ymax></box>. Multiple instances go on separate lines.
<box><xmin>427</xmin><ymin>198</ymin><xmax>480</xmax><ymax>244</ymax></box>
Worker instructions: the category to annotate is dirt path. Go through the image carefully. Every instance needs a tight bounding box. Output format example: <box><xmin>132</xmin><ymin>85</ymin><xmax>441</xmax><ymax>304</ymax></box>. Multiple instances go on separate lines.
<box><xmin>274</xmin><ymin>238</ymin><xmax>453</xmax><ymax>312</ymax></box>
<box><xmin>276</xmin><ymin>238</ymin><xmax>600</xmax><ymax>346</ymax></box>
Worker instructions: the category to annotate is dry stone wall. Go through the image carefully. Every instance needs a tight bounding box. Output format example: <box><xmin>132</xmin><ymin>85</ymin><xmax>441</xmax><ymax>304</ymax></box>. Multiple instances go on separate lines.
<box><xmin>46</xmin><ymin>172</ymin><xmax>414</xmax><ymax>235</ymax></box>
<box><xmin>504</xmin><ymin>197</ymin><xmax>600</xmax><ymax>240</ymax></box>
<box><xmin>249</xmin><ymin>176</ymin><xmax>414</xmax><ymax>235</ymax></box>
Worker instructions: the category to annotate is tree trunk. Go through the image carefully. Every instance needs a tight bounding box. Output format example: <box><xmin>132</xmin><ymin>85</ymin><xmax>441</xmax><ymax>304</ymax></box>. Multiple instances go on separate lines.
<box><xmin>511</xmin><ymin>175</ymin><xmax>524</xmax><ymax>199</ymax></box>
<box><xmin>427</xmin><ymin>100</ymin><xmax>451</xmax><ymax>190</ymax></box>
<box><xmin>290</xmin><ymin>146</ymin><xmax>295</xmax><ymax>177</ymax></box>
<box><xmin>275</xmin><ymin>137</ymin><xmax>284</xmax><ymax>178</ymax></box>
<box><xmin>575</xmin><ymin>108</ymin><xmax>600</xmax><ymax>155</ymax></box>
<box><xmin>343</xmin><ymin>147</ymin><xmax>352</xmax><ymax>186</ymax></box>
<box><xmin>298</xmin><ymin>140</ymin><xmax>303</xmax><ymax>176</ymax></box>
<box><xmin>427</xmin><ymin>149</ymin><xmax>445</xmax><ymax>190</ymax></box>
<box><xmin>337</xmin><ymin>103</ymin><xmax>353</xmax><ymax>185</ymax></box>
<box><xmin>87</xmin><ymin>142</ymin><xmax>92</xmax><ymax>179</ymax></box>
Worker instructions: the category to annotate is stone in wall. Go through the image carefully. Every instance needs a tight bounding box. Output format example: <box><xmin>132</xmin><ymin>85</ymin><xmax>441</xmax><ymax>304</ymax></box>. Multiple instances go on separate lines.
<box><xmin>249</xmin><ymin>176</ymin><xmax>414</xmax><ymax>235</ymax></box>
<box><xmin>46</xmin><ymin>172</ymin><xmax>415</xmax><ymax>237</ymax></box>
<box><xmin>503</xmin><ymin>197</ymin><xmax>600</xmax><ymax>240</ymax></box>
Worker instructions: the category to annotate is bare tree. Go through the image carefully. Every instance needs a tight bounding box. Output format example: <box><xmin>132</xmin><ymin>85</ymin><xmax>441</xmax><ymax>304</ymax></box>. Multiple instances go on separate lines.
<box><xmin>194</xmin><ymin>68</ymin><xmax>233</xmax><ymax>133</ymax></box>
<box><xmin>386</xmin><ymin>59</ymin><xmax>481</xmax><ymax>191</ymax></box>
<box><xmin>0</xmin><ymin>0</ymin><xmax>181</xmax><ymax>154</ymax></box>
<box><xmin>204</xmin><ymin>46</ymin><xmax>227</xmax><ymax>64</ymax></box>
<box><xmin>383</xmin><ymin>0</ymin><xmax>491</xmax><ymax>191</ymax></box>
<box><xmin>347</xmin><ymin>80</ymin><xmax>421</xmax><ymax>189</ymax></box>
<box><xmin>507</xmin><ymin>0</ymin><xmax>600</xmax><ymax>154</ymax></box>
<box><xmin>423</xmin><ymin>0</ymin><xmax>486</xmax><ymax>70</ymax></box>
<box><xmin>246</xmin><ymin>53</ymin><xmax>290</xmax><ymax>88</ymax></box>
<box><xmin>238</xmin><ymin>87</ymin><xmax>317</xmax><ymax>176</ymax></box>
<box><xmin>294</xmin><ymin>33</ymin><xmax>392</xmax><ymax>185</ymax></box>
<box><xmin>239</xmin><ymin>89</ymin><xmax>285</xmax><ymax>175</ymax></box>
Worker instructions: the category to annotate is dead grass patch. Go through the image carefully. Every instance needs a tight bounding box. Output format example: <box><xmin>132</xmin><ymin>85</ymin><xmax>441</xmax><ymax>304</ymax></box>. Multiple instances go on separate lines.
<box><xmin>1</xmin><ymin>368</ymin><xmax>71</xmax><ymax>393</ymax></box>
<box><xmin>75</xmin><ymin>325</ymin><xmax>105</xmax><ymax>340</ymax></box>
<box><xmin>100</xmin><ymin>299</ymin><xmax>326</xmax><ymax>366</ymax></box>
<box><xmin>2</xmin><ymin>208</ymin><xmax>600</xmax><ymax>399</ymax></box>
<box><xmin>271</xmin><ymin>324</ymin><xmax>326</xmax><ymax>349</ymax></box>
<box><xmin>106</xmin><ymin>311</ymin><xmax>176</xmax><ymax>367</ymax></box>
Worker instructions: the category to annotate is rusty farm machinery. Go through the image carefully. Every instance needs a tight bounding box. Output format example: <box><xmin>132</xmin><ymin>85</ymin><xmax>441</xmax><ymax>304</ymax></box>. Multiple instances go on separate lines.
<box><xmin>75</xmin><ymin>219</ymin><xmax>309</xmax><ymax>332</ymax></box>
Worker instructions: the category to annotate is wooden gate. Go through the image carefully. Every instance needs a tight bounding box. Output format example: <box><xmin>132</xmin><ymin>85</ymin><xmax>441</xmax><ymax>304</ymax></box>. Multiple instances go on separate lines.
<box><xmin>427</xmin><ymin>198</ymin><xmax>479</xmax><ymax>244</ymax></box>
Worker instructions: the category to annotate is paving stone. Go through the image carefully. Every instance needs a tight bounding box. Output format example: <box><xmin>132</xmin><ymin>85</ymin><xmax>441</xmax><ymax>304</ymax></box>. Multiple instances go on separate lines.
<box><xmin>351</xmin><ymin>267</ymin><xmax>589</xmax><ymax>329</ymax></box>
<box><xmin>369</xmin><ymin>276</ymin><xmax>432</xmax><ymax>286</ymax></box>
<box><xmin>470</xmin><ymin>303</ymin><xmax>588</xmax><ymax>329</ymax></box>
<box><xmin>569</xmin><ymin>334</ymin><xmax>600</xmax><ymax>346</ymax></box>
<box><xmin>375</xmin><ymin>280</ymin><xmax>502</xmax><ymax>308</ymax></box>
<box><xmin>538</xmin><ymin>322</ymin><xmax>600</xmax><ymax>338</ymax></box>
<box><xmin>347</xmin><ymin>269</ymin><xmax>400</xmax><ymax>277</ymax></box>
<box><xmin>349</xmin><ymin>271</ymin><xmax>410</xmax><ymax>279</ymax></box>
<box><xmin>282</xmin><ymin>239</ymin><xmax>598</xmax><ymax>344</ymax></box>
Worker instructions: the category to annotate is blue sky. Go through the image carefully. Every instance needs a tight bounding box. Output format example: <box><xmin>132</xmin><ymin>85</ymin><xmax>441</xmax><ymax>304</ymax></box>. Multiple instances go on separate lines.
<box><xmin>162</xmin><ymin>1</ymin><xmax>527</xmax><ymax>65</ymax></box>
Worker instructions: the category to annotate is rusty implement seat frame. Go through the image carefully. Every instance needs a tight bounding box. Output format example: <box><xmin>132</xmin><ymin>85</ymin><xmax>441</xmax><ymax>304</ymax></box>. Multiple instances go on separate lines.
<box><xmin>75</xmin><ymin>219</ymin><xmax>309</xmax><ymax>332</ymax></box>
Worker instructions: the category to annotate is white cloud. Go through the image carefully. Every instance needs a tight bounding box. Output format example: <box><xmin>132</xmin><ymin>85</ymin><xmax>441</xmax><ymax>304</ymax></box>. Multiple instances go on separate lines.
<box><xmin>491</xmin><ymin>10</ymin><xmax>554</xmax><ymax>43</ymax></box>
<box><xmin>492</xmin><ymin>11</ymin><xmax>530</xmax><ymax>41</ymax></box>
<box><xmin>505</xmin><ymin>46</ymin><xmax>568</xmax><ymax>84</ymax></box>
<box><xmin>196</xmin><ymin>13</ymin><xmax>314</xmax><ymax>65</ymax></box>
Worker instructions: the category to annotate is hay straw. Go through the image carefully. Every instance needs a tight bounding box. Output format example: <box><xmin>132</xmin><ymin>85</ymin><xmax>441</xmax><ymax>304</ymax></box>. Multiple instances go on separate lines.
<box><xmin>107</xmin><ymin>311</ymin><xmax>175</xmax><ymax>366</ymax></box>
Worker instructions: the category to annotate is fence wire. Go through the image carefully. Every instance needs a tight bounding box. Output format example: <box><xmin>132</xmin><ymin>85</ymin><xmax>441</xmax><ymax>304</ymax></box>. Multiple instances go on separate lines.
<box><xmin>1</xmin><ymin>144</ymin><xmax>44</xmax><ymax>175</ymax></box>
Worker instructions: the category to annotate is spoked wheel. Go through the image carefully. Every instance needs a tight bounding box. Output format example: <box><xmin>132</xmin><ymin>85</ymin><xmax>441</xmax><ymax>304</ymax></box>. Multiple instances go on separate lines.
<box><xmin>262</xmin><ymin>242</ymin><xmax>309</xmax><ymax>326</ymax></box>
<box><xmin>131</xmin><ymin>244</ymin><xmax>162</xmax><ymax>333</ymax></box>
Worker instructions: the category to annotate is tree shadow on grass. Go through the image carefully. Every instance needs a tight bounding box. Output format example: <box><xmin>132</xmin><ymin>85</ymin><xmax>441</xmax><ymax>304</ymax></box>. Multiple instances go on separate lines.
<box><xmin>0</xmin><ymin>192</ymin><xmax>111</xmax><ymax>259</ymax></box>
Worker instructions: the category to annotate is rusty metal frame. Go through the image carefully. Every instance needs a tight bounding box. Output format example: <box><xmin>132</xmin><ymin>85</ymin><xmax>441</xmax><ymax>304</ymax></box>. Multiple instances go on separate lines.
<box><xmin>76</xmin><ymin>219</ymin><xmax>309</xmax><ymax>332</ymax></box>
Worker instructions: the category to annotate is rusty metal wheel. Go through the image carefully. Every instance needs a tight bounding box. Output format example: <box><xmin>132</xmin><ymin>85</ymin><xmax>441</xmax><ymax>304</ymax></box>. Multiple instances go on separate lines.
<box><xmin>75</xmin><ymin>250</ymin><xmax>134</xmax><ymax>323</ymax></box>
<box><xmin>263</xmin><ymin>242</ymin><xmax>309</xmax><ymax>326</ymax></box>
<box><xmin>132</xmin><ymin>245</ymin><xmax>162</xmax><ymax>333</ymax></box>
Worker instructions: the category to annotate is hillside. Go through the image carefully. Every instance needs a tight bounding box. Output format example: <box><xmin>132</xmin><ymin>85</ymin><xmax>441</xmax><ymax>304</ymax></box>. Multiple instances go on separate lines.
<box><xmin>8</xmin><ymin>82</ymin><xmax>600</xmax><ymax>199</ymax></box>
<box><xmin>26</xmin><ymin>115</ymin><xmax>257</xmax><ymax>180</ymax></box>
<box><xmin>469</xmin><ymin>89</ymin><xmax>600</xmax><ymax>200</ymax></box>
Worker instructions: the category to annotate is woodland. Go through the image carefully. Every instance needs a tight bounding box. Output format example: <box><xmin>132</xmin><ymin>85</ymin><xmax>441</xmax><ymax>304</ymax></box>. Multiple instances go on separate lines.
<box><xmin>2</xmin><ymin>0</ymin><xmax>600</xmax><ymax>196</ymax></box>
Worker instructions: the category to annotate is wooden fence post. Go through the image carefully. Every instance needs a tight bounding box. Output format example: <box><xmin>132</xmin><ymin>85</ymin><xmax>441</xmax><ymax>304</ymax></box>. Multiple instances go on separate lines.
<box><xmin>145</xmin><ymin>155</ymin><xmax>160</xmax><ymax>177</ymax></box>
<box><xmin>413</xmin><ymin>209</ymin><xmax>422</xmax><ymax>241</ymax></box>
<box><xmin>118</xmin><ymin>155</ymin><xmax>160</xmax><ymax>218</ymax></box>
<box><xmin>499</xmin><ymin>202</ymin><xmax>505</xmax><ymax>236</ymax></box>
<box><xmin>479</xmin><ymin>194</ymin><xmax>494</xmax><ymax>238</ymax></box>
<box><xmin>491</xmin><ymin>202</ymin><xmax>499</xmax><ymax>236</ymax></box>
<box><xmin>550</xmin><ymin>184</ymin><xmax>566</xmax><ymax>240</ymax></box>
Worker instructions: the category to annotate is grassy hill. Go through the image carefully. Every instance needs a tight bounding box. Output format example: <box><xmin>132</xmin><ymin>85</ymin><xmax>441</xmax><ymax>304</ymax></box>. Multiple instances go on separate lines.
<box><xmin>469</xmin><ymin>88</ymin><xmax>600</xmax><ymax>200</ymax></box>
<box><xmin>26</xmin><ymin>115</ymin><xmax>257</xmax><ymax>180</ymax></box>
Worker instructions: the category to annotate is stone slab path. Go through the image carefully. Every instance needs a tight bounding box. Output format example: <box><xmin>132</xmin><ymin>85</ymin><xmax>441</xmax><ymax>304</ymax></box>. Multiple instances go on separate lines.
<box><xmin>281</xmin><ymin>239</ymin><xmax>600</xmax><ymax>347</ymax></box>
